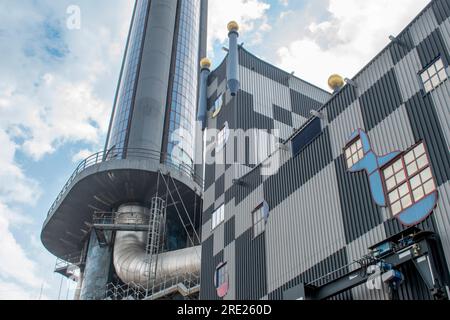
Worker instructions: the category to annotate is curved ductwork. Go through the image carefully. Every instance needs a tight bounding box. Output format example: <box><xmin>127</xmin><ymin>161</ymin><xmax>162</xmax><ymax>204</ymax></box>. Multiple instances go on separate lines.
<box><xmin>113</xmin><ymin>204</ymin><xmax>201</xmax><ymax>288</ymax></box>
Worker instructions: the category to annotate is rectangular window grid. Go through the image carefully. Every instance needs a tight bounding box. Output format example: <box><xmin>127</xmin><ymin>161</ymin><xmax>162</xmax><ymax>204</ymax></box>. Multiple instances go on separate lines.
<box><xmin>383</xmin><ymin>142</ymin><xmax>436</xmax><ymax>217</ymax></box>
<box><xmin>212</xmin><ymin>204</ymin><xmax>225</xmax><ymax>230</ymax></box>
<box><xmin>420</xmin><ymin>57</ymin><xmax>448</xmax><ymax>93</ymax></box>
<box><xmin>345</xmin><ymin>138</ymin><xmax>364</xmax><ymax>169</ymax></box>
<box><xmin>216</xmin><ymin>263</ymin><xmax>227</xmax><ymax>287</ymax></box>
<box><xmin>252</xmin><ymin>204</ymin><xmax>266</xmax><ymax>238</ymax></box>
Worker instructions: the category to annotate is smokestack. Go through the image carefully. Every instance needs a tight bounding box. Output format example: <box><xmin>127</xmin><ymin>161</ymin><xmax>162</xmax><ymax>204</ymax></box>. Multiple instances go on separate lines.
<box><xmin>197</xmin><ymin>57</ymin><xmax>212</xmax><ymax>130</ymax></box>
<box><xmin>227</xmin><ymin>21</ymin><xmax>240</xmax><ymax>96</ymax></box>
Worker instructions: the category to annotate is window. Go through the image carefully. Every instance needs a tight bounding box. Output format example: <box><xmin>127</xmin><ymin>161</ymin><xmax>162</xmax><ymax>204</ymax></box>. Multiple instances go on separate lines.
<box><xmin>345</xmin><ymin>137</ymin><xmax>364</xmax><ymax>169</ymax></box>
<box><xmin>420</xmin><ymin>58</ymin><xmax>448</xmax><ymax>93</ymax></box>
<box><xmin>212</xmin><ymin>94</ymin><xmax>223</xmax><ymax>118</ymax></box>
<box><xmin>215</xmin><ymin>263</ymin><xmax>227</xmax><ymax>288</ymax></box>
<box><xmin>292</xmin><ymin>118</ymin><xmax>322</xmax><ymax>157</ymax></box>
<box><xmin>383</xmin><ymin>142</ymin><xmax>436</xmax><ymax>216</ymax></box>
<box><xmin>216</xmin><ymin>122</ymin><xmax>229</xmax><ymax>153</ymax></box>
<box><xmin>212</xmin><ymin>204</ymin><xmax>225</xmax><ymax>230</ymax></box>
<box><xmin>252</xmin><ymin>202</ymin><xmax>268</xmax><ymax>238</ymax></box>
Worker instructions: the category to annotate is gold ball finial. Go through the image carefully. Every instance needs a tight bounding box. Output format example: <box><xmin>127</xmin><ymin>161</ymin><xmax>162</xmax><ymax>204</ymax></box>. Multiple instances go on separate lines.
<box><xmin>227</xmin><ymin>21</ymin><xmax>239</xmax><ymax>32</ymax></box>
<box><xmin>328</xmin><ymin>74</ymin><xmax>345</xmax><ymax>91</ymax></box>
<box><xmin>200</xmin><ymin>57</ymin><xmax>212</xmax><ymax>69</ymax></box>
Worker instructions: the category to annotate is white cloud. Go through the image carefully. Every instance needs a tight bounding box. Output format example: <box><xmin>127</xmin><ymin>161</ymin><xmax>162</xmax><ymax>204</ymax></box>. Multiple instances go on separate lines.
<box><xmin>276</xmin><ymin>0</ymin><xmax>430</xmax><ymax>90</ymax></box>
<box><xmin>208</xmin><ymin>0</ymin><xmax>271</xmax><ymax>53</ymax></box>
<box><xmin>72</xmin><ymin>148</ymin><xmax>96</xmax><ymax>163</ymax></box>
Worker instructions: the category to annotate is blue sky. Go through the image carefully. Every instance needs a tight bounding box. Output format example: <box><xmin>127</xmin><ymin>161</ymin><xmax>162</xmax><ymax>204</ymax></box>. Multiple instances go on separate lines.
<box><xmin>0</xmin><ymin>0</ymin><xmax>431</xmax><ymax>299</ymax></box>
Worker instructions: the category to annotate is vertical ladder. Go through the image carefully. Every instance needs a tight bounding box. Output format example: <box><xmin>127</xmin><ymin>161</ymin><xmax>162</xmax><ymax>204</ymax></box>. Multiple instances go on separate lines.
<box><xmin>145</xmin><ymin>197</ymin><xmax>166</xmax><ymax>292</ymax></box>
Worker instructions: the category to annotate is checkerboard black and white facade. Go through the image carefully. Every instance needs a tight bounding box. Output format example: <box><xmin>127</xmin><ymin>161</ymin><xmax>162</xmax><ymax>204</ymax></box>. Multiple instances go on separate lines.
<box><xmin>200</xmin><ymin>0</ymin><xmax>450</xmax><ymax>300</ymax></box>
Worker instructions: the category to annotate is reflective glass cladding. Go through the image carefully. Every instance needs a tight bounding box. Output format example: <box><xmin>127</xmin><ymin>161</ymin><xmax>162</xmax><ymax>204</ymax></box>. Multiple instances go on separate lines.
<box><xmin>166</xmin><ymin>0</ymin><xmax>202</xmax><ymax>171</ymax></box>
<box><xmin>106</xmin><ymin>0</ymin><xmax>149</xmax><ymax>155</ymax></box>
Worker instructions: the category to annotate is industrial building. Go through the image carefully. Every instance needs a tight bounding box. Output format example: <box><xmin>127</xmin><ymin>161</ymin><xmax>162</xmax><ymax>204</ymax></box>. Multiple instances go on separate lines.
<box><xmin>41</xmin><ymin>0</ymin><xmax>450</xmax><ymax>301</ymax></box>
<box><xmin>41</xmin><ymin>0</ymin><xmax>208</xmax><ymax>300</ymax></box>
<box><xmin>200</xmin><ymin>0</ymin><xmax>450</xmax><ymax>300</ymax></box>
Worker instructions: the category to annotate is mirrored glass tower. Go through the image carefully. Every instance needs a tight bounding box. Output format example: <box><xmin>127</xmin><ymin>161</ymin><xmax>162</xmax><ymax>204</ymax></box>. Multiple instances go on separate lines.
<box><xmin>41</xmin><ymin>0</ymin><xmax>208</xmax><ymax>300</ymax></box>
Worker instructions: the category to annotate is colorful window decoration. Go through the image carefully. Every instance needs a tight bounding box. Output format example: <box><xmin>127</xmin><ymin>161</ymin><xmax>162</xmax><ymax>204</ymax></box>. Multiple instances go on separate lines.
<box><xmin>215</xmin><ymin>262</ymin><xmax>229</xmax><ymax>298</ymax></box>
<box><xmin>212</xmin><ymin>94</ymin><xmax>223</xmax><ymax>118</ymax></box>
<box><xmin>344</xmin><ymin>129</ymin><xmax>438</xmax><ymax>226</ymax></box>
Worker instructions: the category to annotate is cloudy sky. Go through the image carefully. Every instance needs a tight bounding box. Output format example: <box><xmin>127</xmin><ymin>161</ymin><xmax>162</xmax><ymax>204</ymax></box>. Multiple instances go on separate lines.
<box><xmin>0</xmin><ymin>0</ymin><xmax>430</xmax><ymax>299</ymax></box>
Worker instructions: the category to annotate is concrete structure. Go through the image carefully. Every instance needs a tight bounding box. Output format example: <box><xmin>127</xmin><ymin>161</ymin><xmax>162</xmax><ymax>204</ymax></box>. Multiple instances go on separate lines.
<box><xmin>42</xmin><ymin>0</ymin><xmax>208</xmax><ymax>300</ymax></box>
<box><xmin>200</xmin><ymin>0</ymin><xmax>450</xmax><ymax>300</ymax></box>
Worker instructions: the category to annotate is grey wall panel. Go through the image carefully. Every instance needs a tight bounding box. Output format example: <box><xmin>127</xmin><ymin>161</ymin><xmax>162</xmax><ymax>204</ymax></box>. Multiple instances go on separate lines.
<box><xmin>236</xmin><ymin>91</ymin><xmax>274</xmax><ymax>131</ymax></box>
<box><xmin>223</xmin><ymin>242</ymin><xmax>236</xmax><ymax>300</ymax></box>
<box><xmin>215</xmin><ymin>174</ymin><xmax>225</xmax><ymax>201</ymax></box>
<box><xmin>432</xmin><ymin>0</ymin><xmax>450</xmax><ymax>25</ymax></box>
<box><xmin>290</xmin><ymin>89</ymin><xmax>323</xmax><ymax>118</ymax></box>
<box><xmin>429</xmin><ymin>182</ymin><xmax>450</xmax><ymax>271</ymax></box>
<box><xmin>384</xmin><ymin>215</ymin><xmax>438</xmax><ymax>239</ymax></box>
<box><xmin>274</xmin><ymin>120</ymin><xmax>293</xmax><ymax>142</ymax></box>
<box><xmin>200</xmin><ymin>235</ymin><xmax>224</xmax><ymax>300</ymax></box>
<box><xmin>389</xmin><ymin>29</ymin><xmax>415</xmax><ymax>65</ymax></box>
<box><xmin>207</xmin><ymin>77</ymin><xmax>218</xmax><ymax>98</ymax></box>
<box><xmin>405</xmin><ymin>93</ymin><xmax>450</xmax><ymax>186</ymax></box>
<box><xmin>234</xmin><ymin>185</ymin><xmax>264</xmax><ymax>239</ymax></box>
<box><xmin>224</xmin><ymin>216</ymin><xmax>235</xmax><ymax>247</ymax></box>
<box><xmin>288</xmin><ymin>77</ymin><xmax>331</xmax><ymax>104</ymax></box>
<box><xmin>346</xmin><ymin>225</ymin><xmax>389</xmax><ymax>300</ymax></box>
<box><xmin>354</xmin><ymin>50</ymin><xmax>394</xmax><ymax>95</ymax></box>
<box><xmin>410</xmin><ymin>4</ymin><xmax>440</xmax><ymax>46</ymax></box>
<box><xmin>292</xmin><ymin>113</ymin><xmax>308</xmax><ymax>130</ymax></box>
<box><xmin>368</xmin><ymin>104</ymin><xmax>416</xmax><ymax>156</ymax></box>
<box><xmin>268</xmin><ymin>248</ymin><xmax>349</xmax><ymax>300</ymax></box>
<box><xmin>360</xmin><ymin>69</ymin><xmax>403</xmax><ymax>132</ymax></box>
<box><xmin>439</xmin><ymin>17</ymin><xmax>450</xmax><ymax>57</ymax></box>
<box><xmin>240</xmin><ymin>66</ymin><xmax>292</xmax><ymax>119</ymax></box>
<box><xmin>203</xmin><ymin>184</ymin><xmax>215</xmax><ymax>212</ymax></box>
<box><xmin>334</xmin><ymin>156</ymin><xmax>383</xmax><ymax>244</ymax></box>
<box><xmin>273</xmin><ymin>104</ymin><xmax>293</xmax><ymax>126</ymax></box>
<box><xmin>430</xmin><ymin>78</ymin><xmax>450</xmax><ymax>150</ymax></box>
<box><xmin>202</xmin><ymin>204</ymin><xmax>214</xmax><ymax>227</ymax></box>
<box><xmin>265</xmin><ymin>164</ymin><xmax>346</xmax><ymax>294</ymax></box>
<box><xmin>417</xmin><ymin>28</ymin><xmax>450</xmax><ymax>68</ymax></box>
<box><xmin>329</xmin><ymin>99</ymin><xmax>366</xmax><ymax>160</ymax></box>
<box><xmin>394</xmin><ymin>49</ymin><xmax>422</xmax><ymax>102</ymax></box>
<box><xmin>235</xmin><ymin>230</ymin><xmax>267</xmax><ymax>300</ymax></box>
<box><xmin>239</xmin><ymin>49</ymin><xmax>289</xmax><ymax>86</ymax></box>
<box><xmin>326</xmin><ymin>85</ymin><xmax>358</xmax><ymax>123</ymax></box>
<box><xmin>213</xmin><ymin>223</ymin><xmax>225</xmax><ymax>256</ymax></box>
<box><xmin>235</xmin><ymin>167</ymin><xmax>263</xmax><ymax>206</ymax></box>
<box><xmin>263</xmin><ymin>128</ymin><xmax>333</xmax><ymax>210</ymax></box>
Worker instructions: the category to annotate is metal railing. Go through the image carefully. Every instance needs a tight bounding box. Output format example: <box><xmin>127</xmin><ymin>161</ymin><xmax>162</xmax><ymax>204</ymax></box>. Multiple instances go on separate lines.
<box><xmin>47</xmin><ymin>148</ymin><xmax>203</xmax><ymax>217</ymax></box>
<box><xmin>105</xmin><ymin>271</ymin><xmax>200</xmax><ymax>300</ymax></box>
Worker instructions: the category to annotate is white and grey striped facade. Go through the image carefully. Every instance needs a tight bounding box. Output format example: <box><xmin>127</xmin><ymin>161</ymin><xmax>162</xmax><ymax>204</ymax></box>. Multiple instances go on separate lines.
<box><xmin>200</xmin><ymin>0</ymin><xmax>450</xmax><ymax>300</ymax></box>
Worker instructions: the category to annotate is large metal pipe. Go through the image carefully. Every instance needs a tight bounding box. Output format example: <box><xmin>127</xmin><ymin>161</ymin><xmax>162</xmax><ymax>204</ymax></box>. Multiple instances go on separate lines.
<box><xmin>113</xmin><ymin>204</ymin><xmax>201</xmax><ymax>288</ymax></box>
<box><xmin>197</xmin><ymin>58</ymin><xmax>211</xmax><ymax>130</ymax></box>
<box><xmin>227</xmin><ymin>21</ymin><xmax>240</xmax><ymax>96</ymax></box>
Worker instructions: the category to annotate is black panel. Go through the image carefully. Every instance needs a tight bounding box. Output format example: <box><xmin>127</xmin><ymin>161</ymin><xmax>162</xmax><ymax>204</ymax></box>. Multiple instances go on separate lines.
<box><xmin>405</xmin><ymin>93</ymin><xmax>450</xmax><ymax>186</ymax></box>
<box><xmin>225</xmin><ymin>184</ymin><xmax>235</xmax><ymax>205</ymax></box>
<box><xmin>273</xmin><ymin>104</ymin><xmax>293</xmax><ymax>126</ymax></box>
<box><xmin>202</xmin><ymin>204</ymin><xmax>215</xmax><ymax>225</ymax></box>
<box><xmin>235</xmin><ymin>229</ymin><xmax>267</xmax><ymax>300</ymax></box>
<box><xmin>327</xmin><ymin>85</ymin><xmax>358</xmax><ymax>123</ymax></box>
<box><xmin>268</xmin><ymin>248</ymin><xmax>351</xmax><ymax>300</ymax></box>
<box><xmin>200</xmin><ymin>235</ymin><xmax>224</xmax><ymax>300</ymax></box>
<box><xmin>208</xmin><ymin>57</ymin><xmax>227</xmax><ymax>87</ymax></box>
<box><xmin>236</xmin><ymin>90</ymin><xmax>274</xmax><ymax>131</ymax></box>
<box><xmin>389</xmin><ymin>29</ymin><xmax>415</xmax><ymax>65</ymax></box>
<box><xmin>264</xmin><ymin>128</ymin><xmax>333</xmax><ymax>210</ymax></box>
<box><xmin>417</xmin><ymin>28</ymin><xmax>450</xmax><ymax>68</ymax></box>
<box><xmin>215</xmin><ymin>174</ymin><xmax>225</xmax><ymax>200</ymax></box>
<box><xmin>360</xmin><ymin>69</ymin><xmax>403</xmax><ymax>131</ymax></box>
<box><xmin>290</xmin><ymin>89</ymin><xmax>323</xmax><ymax>119</ymax></box>
<box><xmin>384</xmin><ymin>215</ymin><xmax>438</xmax><ymax>239</ymax></box>
<box><xmin>239</xmin><ymin>48</ymin><xmax>289</xmax><ymax>86</ymax></box>
<box><xmin>334</xmin><ymin>156</ymin><xmax>383</xmax><ymax>244</ymax></box>
<box><xmin>432</xmin><ymin>0</ymin><xmax>450</xmax><ymax>26</ymax></box>
<box><xmin>224</xmin><ymin>216</ymin><xmax>235</xmax><ymax>247</ymax></box>
<box><xmin>204</xmin><ymin>163</ymin><xmax>215</xmax><ymax>191</ymax></box>
<box><xmin>292</xmin><ymin>118</ymin><xmax>322</xmax><ymax>156</ymax></box>
<box><xmin>235</xmin><ymin>167</ymin><xmax>263</xmax><ymax>206</ymax></box>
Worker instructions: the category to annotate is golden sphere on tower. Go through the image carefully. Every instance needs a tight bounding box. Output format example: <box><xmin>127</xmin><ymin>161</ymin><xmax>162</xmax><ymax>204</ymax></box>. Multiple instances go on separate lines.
<box><xmin>227</xmin><ymin>21</ymin><xmax>240</xmax><ymax>32</ymax></box>
<box><xmin>200</xmin><ymin>57</ymin><xmax>212</xmax><ymax>69</ymax></box>
<box><xmin>328</xmin><ymin>74</ymin><xmax>345</xmax><ymax>91</ymax></box>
